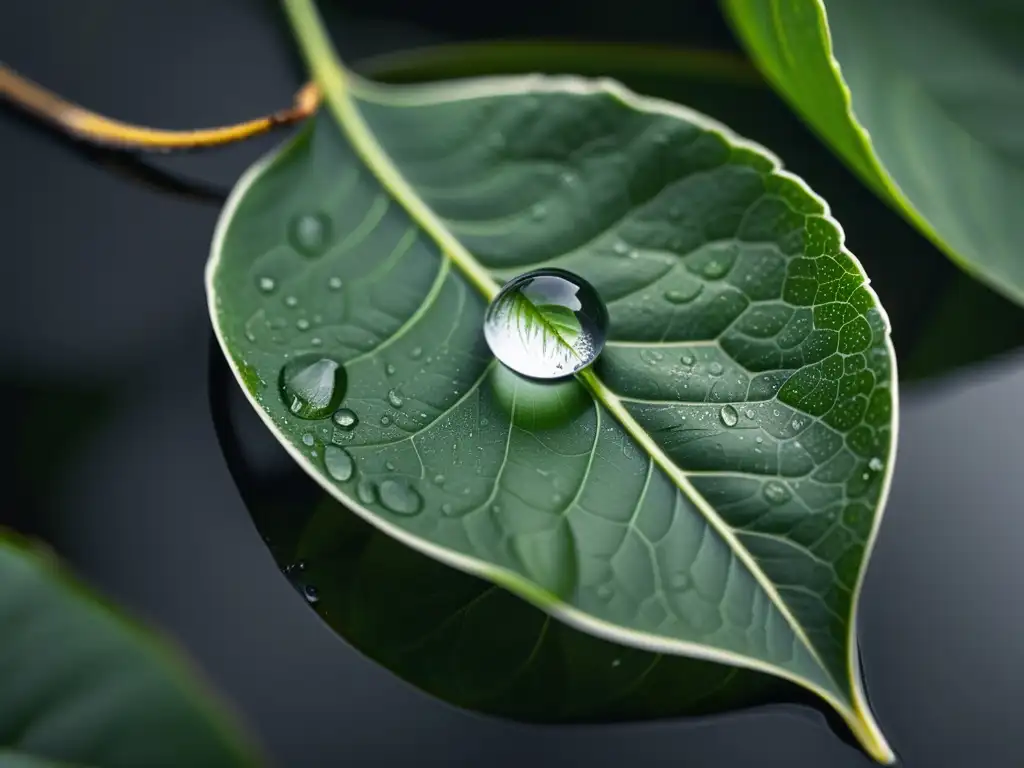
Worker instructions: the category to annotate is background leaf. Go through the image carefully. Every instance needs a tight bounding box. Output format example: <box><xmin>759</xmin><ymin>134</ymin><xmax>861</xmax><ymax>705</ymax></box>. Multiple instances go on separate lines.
<box><xmin>0</xmin><ymin>534</ymin><xmax>260</xmax><ymax>768</ymax></box>
<box><xmin>725</xmin><ymin>0</ymin><xmax>1024</xmax><ymax>307</ymax></box>
<box><xmin>208</xmin><ymin>2</ymin><xmax>897</xmax><ymax>759</ymax></box>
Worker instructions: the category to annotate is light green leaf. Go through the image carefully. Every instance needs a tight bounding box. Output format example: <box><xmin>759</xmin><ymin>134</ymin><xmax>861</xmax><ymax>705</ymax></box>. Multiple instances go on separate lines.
<box><xmin>207</xmin><ymin>0</ymin><xmax>898</xmax><ymax>761</ymax></box>
<box><xmin>725</xmin><ymin>0</ymin><xmax>1024</xmax><ymax>306</ymax></box>
<box><xmin>0</xmin><ymin>534</ymin><xmax>260</xmax><ymax>768</ymax></box>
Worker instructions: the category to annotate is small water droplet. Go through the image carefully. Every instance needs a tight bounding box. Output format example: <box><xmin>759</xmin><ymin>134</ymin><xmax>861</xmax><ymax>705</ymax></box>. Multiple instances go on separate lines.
<box><xmin>410</xmin><ymin>346</ymin><xmax>423</xmax><ymax>359</ymax></box>
<box><xmin>258</xmin><ymin>276</ymin><xmax>276</xmax><ymax>293</ymax></box>
<box><xmin>708</xmin><ymin>362</ymin><xmax>724</xmax><ymax>376</ymax></box>
<box><xmin>745</xmin><ymin>409</ymin><xmax>755</xmax><ymax>419</ymax></box>
<box><xmin>290</xmin><ymin>212</ymin><xmax>331</xmax><ymax>256</ymax></box>
<box><xmin>680</xmin><ymin>353</ymin><xmax>695</xmax><ymax>366</ymax></box>
<box><xmin>380</xmin><ymin>415</ymin><xmax>391</xmax><ymax>426</ymax></box>
<box><xmin>664</xmin><ymin>289</ymin><xmax>697</xmax><ymax>305</ymax></box>
<box><xmin>719</xmin><ymin>405</ymin><xmax>738</xmax><ymax>427</ymax></box>
<box><xmin>385</xmin><ymin>363</ymin><xmax>396</xmax><ymax>376</ymax></box>
<box><xmin>640</xmin><ymin>349</ymin><xmax>665</xmax><ymax>365</ymax></box>
<box><xmin>356</xmin><ymin>478</ymin><xmax>376</xmax><ymax>505</ymax></box>
<box><xmin>755</xmin><ymin>436</ymin><xmax>764</xmax><ymax>444</ymax></box>
<box><xmin>441</xmin><ymin>502</ymin><xmax>455</xmax><ymax>516</ymax></box>
<box><xmin>284</xmin><ymin>295</ymin><xmax>298</xmax><ymax>308</ymax></box>
<box><xmin>611</xmin><ymin>658</ymin><xmax>622</xmax><ymax>668</ymax></box>
<box><xmin>612</xmin><ymin>240</ymin><xmax>629</xmax><ymax>255</ymax></box>
<box><xmin>328</xmin><ymin>276</ymin><xmax>343</xmax><ymax>290</ymax></box>
<box><xmin>384</xmin><ymin>460</ymin><xmax>396</xmax><ymax>472</ymax></box>
<box><xmin>324</xmin><ymin>445</ymin><xmax>355</xmax><ymax>482</ymax></box>
<box><xmin>484</xmin><ymin>269</ymin><xmax>609</xmax><ymax>380</ymax></box>
<box><xmin>303</xmin><ymin>585</ymin><xmax>320</xmax><ymax>604</ymax></box>
<box><xmin>530</xmin><ymin>202</ymin><xmax>547</xmax><ymax>220</ymax></box>
<box><xmin>763</xmin><ymin>481</ymin><xmax>791</xmax><ymax>505</ymax></box>
<box><xmin>703</xmin><ymin>260</ymin><xmax>727</xmax><ymax>279</ymax></box>
<box><xmin>301</xmin><ymin>433</ymin><xmax>315</xmax><ymax>447</ymax></box>
<box><xmin>378</xmin><ymin>479</ymin><xmax>423</xmax><ymax>516</ymax></box>
<box><xmin>279</xmin><ymin>356</ymin><xmax>346</xmax><ymax>420</ymax></box>
<box><xmin>868</xmin><ymin>457</ymin><xmax>884</xmax><ymax>472</ymax></box>
<box><xmin>296</xmin><ymin>318</ymin><xmax>310</xmax><ymax>331</ymax></box>
<box><xmin>387</xmin><ymin>389</ymin><xmax>404</xmax><ymax>408</ymax></box>
<box><xmin>332</xmin><ymin>408</ymin><xmax>358</xmax><ymax>430</ymax></box>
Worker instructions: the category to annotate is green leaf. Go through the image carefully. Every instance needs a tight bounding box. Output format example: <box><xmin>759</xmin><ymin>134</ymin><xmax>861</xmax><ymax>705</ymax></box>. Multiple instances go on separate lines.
<box><xmin>725</xmin><ymin>0</ymin><xmax>1024</xmax><ymax>306</ymax></box>
<box><xmin>207</xmin><ymin>1</ymin><xmax>898</xmax><ymax>761</ymax></box>
<box><xmin>0</xmin><ymin>534</ymin><xmax>260</xmax><ymax>768</ymax></box>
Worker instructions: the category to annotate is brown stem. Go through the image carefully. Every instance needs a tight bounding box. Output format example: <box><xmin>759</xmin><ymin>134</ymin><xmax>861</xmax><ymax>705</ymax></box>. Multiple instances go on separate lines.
<box><xmin>0</xmin><ymin>62</ymin><xmax>321</xmax><ymax>152</ymax></box>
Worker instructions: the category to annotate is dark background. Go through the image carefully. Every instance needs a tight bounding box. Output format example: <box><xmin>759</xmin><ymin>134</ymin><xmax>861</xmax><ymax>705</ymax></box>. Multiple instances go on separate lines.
<box><xmin>2</xmin><ymin>1</ymin><xmax>1024</xmax><ymax>766</ymax></box>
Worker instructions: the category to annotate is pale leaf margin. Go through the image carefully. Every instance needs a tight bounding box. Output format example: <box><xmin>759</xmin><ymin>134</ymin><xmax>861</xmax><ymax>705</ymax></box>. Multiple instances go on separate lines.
<box><xmin>204</xmin><ymin>0</ymin><xmax>899</xmax><ymax>761</ymax></box>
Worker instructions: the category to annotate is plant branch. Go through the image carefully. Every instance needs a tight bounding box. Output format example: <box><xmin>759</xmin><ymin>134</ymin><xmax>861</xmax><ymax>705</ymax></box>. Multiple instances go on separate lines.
<box><xmin>0</xmin><ymin>62</ymin><xmax>321</xmax><ymax>152</ymax></box>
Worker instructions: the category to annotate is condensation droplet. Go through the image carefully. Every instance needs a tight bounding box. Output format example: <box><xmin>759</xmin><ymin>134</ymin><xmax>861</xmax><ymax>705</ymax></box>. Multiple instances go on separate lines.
<box><xmin>380</xmin><ymin>415</ymin><xmax>391</xmax><ymax>426</ymax></box>
<box><xmin>332</xmin><ymin>408</ymin><xmax>358</xmax><ymax>430</ymax></box>
<box><xmin>285</xmin><ymin>295</ymin><xmax>298</xmax><ymax>308</ymax></box>
<box><xmin>719</xmin><ymin>405</ymin><xmax>738</xmax><ymax>427</ymax></box>
<box><xmin>387</xmin><ymin>389</ymin><xmax>404</xmax><ymax>408</ymax></box>
<box><xmin>301</xmin><ymin>433</ymin><xmax>315</xmax><ymax>447</ymax></box>
<box><xmin>410</xmin><ymin>346</ymin><xmax>423</xmax><ymax>359</ymax></box>
<box><xmin>378</xmin><ymin>479</ymin><xmax>423</xmax><ymax>516</ymax></box>
<box><xmin>385</xmin><ymin>363</ymin><xmax>396</xmax><ymax>376</ymax></box>
<box><xmin>484</xmin><ymin>269</ymin><xmax>608</xmax><ymax>380</ymax></box>
<box><xmin>433</xmin><ymin>474</ymin><xmax>446</xmax><ymax>485</ymax></box>
<box><xmin>296</xmin><ymin>318</ymin><xmax>310</xmax><ymax>331</ymax></box>
<box><xmin>868</xmin><ymin>457</ymin><xmax>884</xmax><ymax>472</ymax></box>
<box><xmin>324</xmin><ymin>445</ymin><xmax>355</xmax><ymax>482</ymax></box>
<box><xmin>303</xmin><ymin>585</ymin><xmax>320</xmax><ymax>604</ymax></box>
<box><xmin>258</xmin><ymin>276</ymin><xmax>276</xmax><ymax>293</ymax></box>
<box><xmin>290</xmin><ymin>212</ymin><xmax>331</xmax><ymax>256</ymax></box>
<box><xmin>328</xmin><ymin>276</ymin><xmax>343</xmax><ymax>290</ymax></box>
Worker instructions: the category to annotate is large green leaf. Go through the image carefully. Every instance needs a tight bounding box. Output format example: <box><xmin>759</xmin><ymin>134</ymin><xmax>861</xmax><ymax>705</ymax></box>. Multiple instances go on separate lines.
<box><xmin>207</xmin><ymin>0</ymin><xmax>898</xmax><ymax>760</ymax></box>
<box><xmin>0</xmin><ymin>535</ymin><xmax>260</xmax><ymax>768</ymax></box>
<box><xmin>725</xmin><ymin>0</ymin><xmax>1024</xmax><ymax>306</ymax></box>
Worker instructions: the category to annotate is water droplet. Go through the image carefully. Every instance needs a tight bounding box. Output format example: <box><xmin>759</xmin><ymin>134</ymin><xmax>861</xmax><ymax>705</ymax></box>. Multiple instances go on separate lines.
<box><xmin>378</xmin><ymin>480</ymin><xmax>423</xmax><ymax>516</ymax></box>
<box><xmin>303</xmin><ymin>585</ymin><xmax>320</xmax><ymax>604</ymax></box>
<box><xmin>290</xmin><ymin>212</ymin><xmax>331</xmax><ymax>256</ymax></box>
<box><xmin>670</xmin><ymin>572</ymin><xmax>690</xmax><ymax>590</ymax></box>
<box><xmin>387</xmin><ymin>389</ymin><xmax>404</xmax><ymax>408</ymax></box>
<box><xmin>763</xmin><ymin>481</ymin><xmax>791</xmax><ymax>505</ymax></box>
<box><xmin>719</xmin><ymin>405</ymin><xmax>738</xmax><ymax>427</ymax></box>
<box><xmin>328</xmin><ymin>276</ymin><xmax>343</xmax><ymax>290</ymax></box>
<box><xmin>868</xmin><ymin>457</ymin><xmax>884</xmax><ymax>472</ymax></box>
<box><xmin>530</xmin><ymin>202</ymin><xmax>547</xmax><ymax>221</ymax></box>
<box><xmin>258</xmin><ymin>276</ymin><xmax>276</xmax><ymax>293</ymax></box>
<box><xmin>332</xmin><ymin>408</ymin><xmax>358</xmax><ymax>430</ymax></box>
<box><xmin>296</xmin><ymin>318</ymin><xmax>310</xmax><ymax>331</ymax></box>
<box><xmin>441</xmin><ymin>502</ymin><xmax>455</xmax><ymax>516</ymax></box>
<box><xmin>680</xmin><ymin>353</ymin><xmax>695</xmax><ymax>366</ymax></box>
<box><xmin>433</xmin><ymin>474</ymin><xmax>445</xmax><ymax>485</ymax></box>
<box><xmin>380</xmin><ymin>415</ymin><xmax>391</xmax><ymax>426</ymax></box>
<box><xmin>311</xmin><ymin>337</ymin><xmax>322</xmax><ymax>346</ymax></box>
<box><xmin>611</xmin><ymin>658</ymin><xmax>622</xmax><ymax>668</ymax></box>
<box><xmin>324</xmin><ymin>445</ymin><xmax>355</xmax><ymax>482</ymax></box>
<box><xmin>745</xmin><ymin>409</ymin><xmax>755</xmax><ymax>419</ymax></box>
<box><xmin>755</xmin><ymin>436</ymin><xmax>764</xmax><ymax>444</ymax></box>
<box><xmin>612</xmin><ymin>240</ymin><xmax>629</xmax><ymax>255</ymax></box>
<box><xmin>484</xmin><ymin>268</ymin><xmax>609</xmax><ymax>379</ymax></box>
<box><xmin>279</xmin><ymin>356</ymin><xmax>346</xmax><ymax>420</ymax></box>
<box><xmin>410</xmin><ymin>346</ymin><xmax>423</xmax><ymax>359</ymax></box>
<box><xmin>356</xmin><ymin>478</ymin><xmax>376</xmax><ymax>505</ymax></box>
<box><xmin>708</xmin><ymin>362</ymin><xmax>724</xmax><ymax>376</ymax></box>
<box><xmin>385</xmin><ymin>363</ymin><xmax>396</xmax><ymax>376</ymax></box>
<box><xmin>664</xmin><ymin>288</ymin><xmax>698</xmax><ymax>304</ymax></box>
<box><xmin>640</xmin><ymin>349</ymin><xmax>665</xmax><ymax>365</ymax></box>
<box><xmin>703</xmin><ymin>260</ymin><xmax>727</xmax><ymax>279</ymax></box>
<box><xmin>284</xmin><ymin>295</ymin><xmax>298</xmax><ymax>308</ymax></box>
<box><xmin>628</xmin><ymin>249</ymin><xmax>640</xmax><ymax>260</ymax></box>
<box><xmin>301</xmin><ymin>433</ymin><xmax>315</xmax><ymax>447</ymax></box>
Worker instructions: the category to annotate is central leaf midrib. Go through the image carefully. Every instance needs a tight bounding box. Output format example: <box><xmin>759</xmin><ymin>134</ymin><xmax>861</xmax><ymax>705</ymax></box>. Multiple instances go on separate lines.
<box><xmin>281</xmin><ymin>0</ymin><xmax>844</xmax><ymax>704</ymax></box>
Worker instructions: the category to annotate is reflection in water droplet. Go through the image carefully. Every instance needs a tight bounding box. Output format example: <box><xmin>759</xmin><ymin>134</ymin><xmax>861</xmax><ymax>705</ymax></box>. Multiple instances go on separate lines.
<box><xmin>324</xmin><ymin>445</ymin><xmax>355</xmax><ymax>482</ymax></box>
<box><xmin>719</xmin><ymin>405</ymin><xmax>739</xmax><ymax>427</ymax></box>
<box><xmin>258</xmin><ymin>276</ymin><xmax>276</xmax><ymax>293</ymax></box>
<box><xmin>708</xmin><ymin>362</ymin><xmax>724</xmax><ymax>376</ymax></box>
<box><xmin>333</xmin><ymin>408</ymin><xmax>358</xmax><ymax>430</ymax></box>
<box><xmin>378</xmin><ymin>480</ymin><xmax>423</xmax><ymax>516</ymax></box>
<box><xmin>484</xmin><ymin>269</ymin><xmax>608</xmax><ymax>380</ymax></box>
<box><xmin>279</xmin><ymin>356</ymin><xmax>346</xmax><ymax>420</ymax></box>
<box><xmin>868</xmin><ymin>457</ymin><xmax>884</xmax><ymax>472</ymax></box>
<box><xmin>301</xmin><ymin>433</ymin><xmax>315</xmax><ymax>447</ymax></box>
<box><xmin>703</xmin><ymin>260</ymin><xmax>727</xmax><ymax>279</ymax></box>
<box><xmin>763</xmin><ymin>481</ymin><xmax>791</xmax><ymax>505</ymax></box>
<box><xmin>387</xmin><ymin>389</ymin><xmax>404</xmax><ymax>408</ymax></box>
<box><xmin>356</xmin><ymin>478</ymin><xmax>376</xmax><ymax>505</ymax></box>
<box><xmin>385</xmin><ymin>363</ymin><xmax>396</xmax><ymax>376</ymax></box>
<box><xmin>328</xmin><ymin>276</ymin><xmax>343</xmax><ymax>290</ymax></box>
<box><xmin>290</xmin><ymin>212</ymin><xmax>331</xmax><ymax>256</ymax></box>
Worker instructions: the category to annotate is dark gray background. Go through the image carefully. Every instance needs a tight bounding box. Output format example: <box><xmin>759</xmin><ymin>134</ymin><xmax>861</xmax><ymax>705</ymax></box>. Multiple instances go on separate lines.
<box><xmin>2</xmin><ymin>1</ymin><xmax>1023</xmax><ymax>766</ymax></box>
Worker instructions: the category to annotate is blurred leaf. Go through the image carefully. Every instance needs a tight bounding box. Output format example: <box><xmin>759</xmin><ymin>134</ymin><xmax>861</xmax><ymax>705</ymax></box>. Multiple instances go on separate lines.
<box><xmin>0</xmin><ymin>534</ymin><xmax>261</xmax><ymax>768</ymax></box>
<box><xmin>725</xmin><ymin>0</ymin><xmax>1024</xmax><ymax>307</ymax></box>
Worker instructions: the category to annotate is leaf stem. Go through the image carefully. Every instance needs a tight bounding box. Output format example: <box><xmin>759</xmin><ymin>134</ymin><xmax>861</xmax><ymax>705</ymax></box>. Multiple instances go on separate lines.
<box><xmin>0</xmin><ymin>62</ymin><xmax>321</xmax><ymax>152</ymax></box>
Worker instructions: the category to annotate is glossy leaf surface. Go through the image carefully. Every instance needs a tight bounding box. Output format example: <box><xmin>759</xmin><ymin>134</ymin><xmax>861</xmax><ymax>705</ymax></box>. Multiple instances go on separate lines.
<box><xmin>0</xmin><ymin>535</ymin><xmax>259</xmax><ymax>768</ymax></box>
<box><xmin>726</xmin><ymin>0</ymin><xmax>1024</xmax><ymax>306</ymax></box>
<box><xmin>208</xmin><ymin>1</ymin><xmax>897</xmax><ymax>760</ymax></box>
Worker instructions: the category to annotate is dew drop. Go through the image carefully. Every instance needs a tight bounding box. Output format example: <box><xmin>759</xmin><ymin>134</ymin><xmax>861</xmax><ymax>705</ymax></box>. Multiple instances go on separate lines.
<box><xmin>296</xmin><ymin>318</ymin><xmax>310</xmax><ymax>331</ymax></box>
<box><xmin>279</xmin><ymin>355</ymin><xmax>346</xmax><ymax>420</ymax></box>
<box><xmin>410</xmin><ymin>346</ymin><xmax>423</xmax><ymax>359</ymax></box>
<box><xmin>356</xmin><ymin>478</ymin><xmax>376</xmax><ymax>505</ymax></box>
<box><xmin>441</xmin><ymin>503</ymin><xmax>455</xmax><ymax>516</ymax></box>
<box><xmin>708</xmin><ymin>362</ymin><xmax>724</xmax><ymax>376</ymax></box>
<box><xmin>290</xmin><ymin>212</ymin><xmax>331</xmax><ymax>256</ymax></box>
<box><xmin>763</xmin><ymin>481</ymin><xmax>791</xmax><ymax>505</ymax></box>
<box><xmin>433</xmin><ymin>474</ymin><xmax>446</xmax><ymax>485</ymax></box>
<box><xmin>303</xmin><ymin>585</ymin><xmax>320</xmax><ymax>604</ymax></box>
<box><xmin>484</xmin><ymin>268</ymin><xmax>609</xmax><ymax>379</ymax></box>
<box><xmin>332</xmin><ymin>408</ymin><xmax>358</xmax><ymax>430</ymax></box>
<box><xmin>378</xmin><ymin>479</ymin><xmax>423</xmax><ymax>516</ymax></box>
<box><xmin>301</xmin><ymin>433</ymin><xmax>315</xmax><ymax>447</ymax></box>
<box><xmin>328</xmin><ymin>276</ymin><xmax>343</xmax><ymax>290</ymax></box>
<box><xmin>380</xmin><ymin>415</ymin><xmax>391</xmax><ymax>426</ymax></box>
<box><xmin>719</xmin><ymin>405</ymin><xmax>739</xmax><ymax>427</ymax></box>
<box><xmin>868</xmin><ymin>457</ymin><xmax>884</xmax><ymax>472</ymax></box>
<box><xmin>387</xmin><ymin>389</ymin><xmax>404</xmax><ymax>408</ymax></box>
<box><xmin>324</xmin><ymin>445</ymin><xmax>355</xmax><ymax>482</ymax></box>
<box><xmin>385</xmin><ymin>363</ymin><xmax>396</xmax><ymax>376</ymax></box>
<box><xmin>258</xmin><ymin>276</ymin><xmax>276</xmax><ymax>293</ymax></box>
<box><xmin>680</xmin><ymin>353</ymin><xmax>695</xmax><ymax>366</ymax></box>
<box><xmin>285</xmin><ymin>295</ymin><xmax>298</xmax><ymax>308</ymax></box>
<box><xmin>612</xmin><ymin>240</ymin><xmax>629</xmax><ymax>255</ymax></box>
<box><xmin>664</xmin><ymin>288</ymin><xmax>698</xmax><ymax>305</ymax></box>
<box><xmin>745</xmin><ymin>409</ymin><xmax>755</xmax><ymax>419</ymax></box>
<box><xmin>703</xmin><ymin>260</ymin><xmax>727</xmax><ymax>279</ymax></box>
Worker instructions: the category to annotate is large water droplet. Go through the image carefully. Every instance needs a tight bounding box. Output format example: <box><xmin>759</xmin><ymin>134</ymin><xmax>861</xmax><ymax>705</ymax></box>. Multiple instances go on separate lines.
<box><xmin>719</xmin><ymin>405</ymin><xmax>739</xmax><ymax>427</ymax></box>
<box><xmin>356</xmin><ymin>478</ymin><xmax>376</xmax><ymax>505</ymax></box>
<box><xmin>332</xmin><ymin>408</ymin><xmax>358</xmax><ymax>430</ymax></box>
<box><xmin>378</xmin><ymin>480</ymin><xmax>423</xmax><ymax>516</ymax></box>
<box><xmin>290</xmin><ymin>212</ymin><xmax>331</xmax><ymax>256</ymax></box>
<box><xmin>484</xmin><ymin>268</ymin><xmax>608</xmax><ymax>379</ymax></box>
<box><xmin>279</xmin><ymin>356</ymin><xmax>346</xmax><ymax>419</ymax></box>
<box><xmin>763</xmin><ymin>481</ymin><xmax>791</xmax><ymax>505</ymax></box>
<box><xmin>324</xmin><ymin>445</ymin><xmax>355</xmax><ymax>482</ymax></box>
